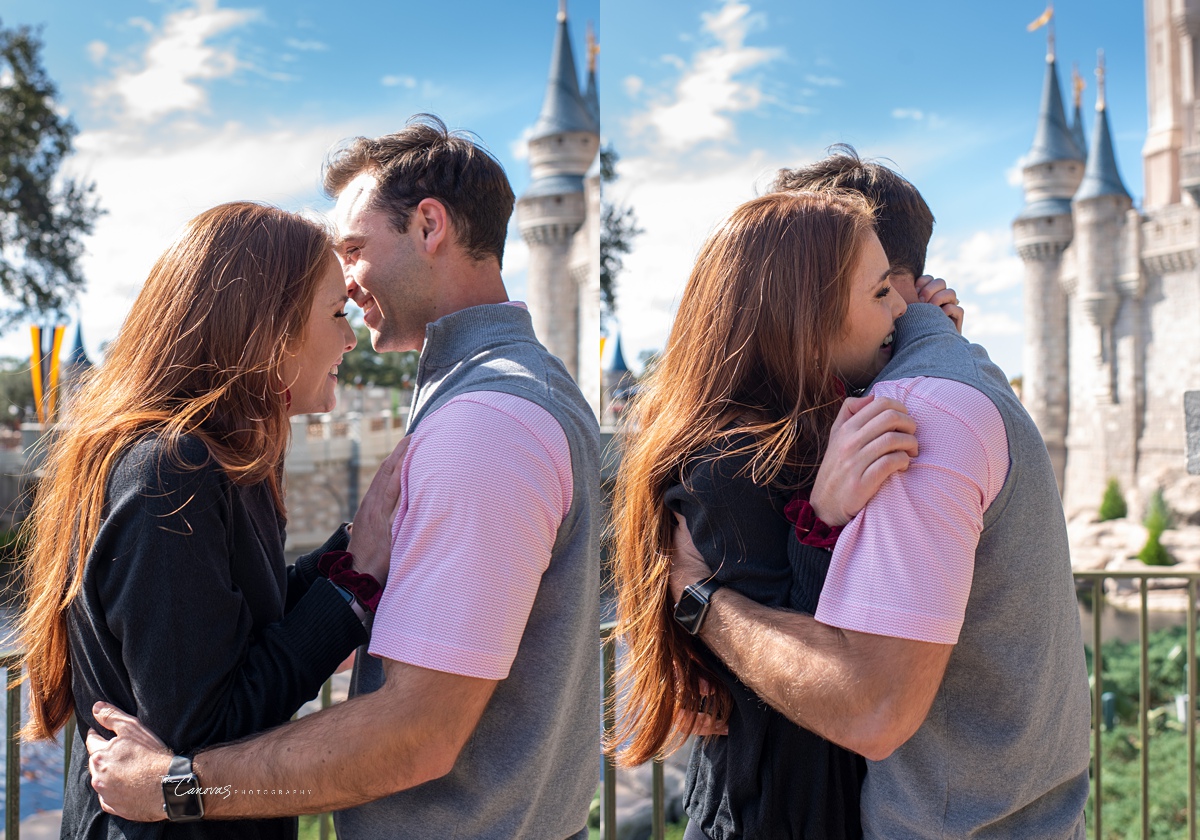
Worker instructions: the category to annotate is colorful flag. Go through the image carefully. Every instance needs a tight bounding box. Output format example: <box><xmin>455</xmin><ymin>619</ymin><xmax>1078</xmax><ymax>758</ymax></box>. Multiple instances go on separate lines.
<box><xmin>30</xmin><ymin>327</ymin><xmax>43</xmax><ymax>424</ymax></box>
<box><xmin>1028</xmin><ymin>5</ymin><xmax>1053</xmax><ymax>31</ymax></box>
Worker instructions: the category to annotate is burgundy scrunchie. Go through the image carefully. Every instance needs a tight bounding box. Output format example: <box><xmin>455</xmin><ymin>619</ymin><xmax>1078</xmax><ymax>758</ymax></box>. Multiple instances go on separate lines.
<box><xmin>317</xmin><ymin>551</ymin><xmax>383</xmax><ymax>613</ymax></box>
<box><xmin>783</xmin><ymin>496</ymin><xmax>843</xmax><ymax>550</ymax></box>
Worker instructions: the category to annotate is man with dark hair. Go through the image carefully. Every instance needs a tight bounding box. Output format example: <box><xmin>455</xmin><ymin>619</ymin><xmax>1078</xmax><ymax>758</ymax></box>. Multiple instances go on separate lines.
<box><xmin>671</xmin><ymin>149</ymin><xmax>1090</xmax><ymax>838</ymax></box>
<box><xmin>84</xmin><ymin>114</ymin><xmax>601</xmax><ymax>840</ymax></box>
<box><xmin>769</xmin><ymin>144</ymin><xmax>935</xmax><ymax>286</ymax></box>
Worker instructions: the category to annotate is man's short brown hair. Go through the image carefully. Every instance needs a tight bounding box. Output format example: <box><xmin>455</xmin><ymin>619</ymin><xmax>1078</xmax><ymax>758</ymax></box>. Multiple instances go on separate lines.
<box><xmin>770</xmin><ymin>144</ymin><xmax>935</xmax><ymax>278</ymax></box>
<box><xmin>323</xmin><ymin>114</ymin><xmax>516</xmax><ymax>266</ymax></box>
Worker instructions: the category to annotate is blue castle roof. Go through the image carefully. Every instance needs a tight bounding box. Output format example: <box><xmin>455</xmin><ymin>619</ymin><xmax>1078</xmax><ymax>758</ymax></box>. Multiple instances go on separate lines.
<box><xmin>1070</xmin><ymin>102</ymin><xmax>1087</xmax><ymax>161</ymax></box>
<box><xmin>1026</xmin><ymin>58</ymin><xmax>1085</xmax><ymax>167</ymax></box>
<box><xmin>65</xmin><ymin>321</ymin><xmax>91</xmax><ymax>370</ymax></box>
<box><xmin>1075</xmin><ymin>101</ymin><xmax>1131</xmax><ymax>203</ymax></box>
<box><xmin>531</xmin><ymin>7</ymin><xmax>598</xmax><ymax>140</ymax></box>
<box><xmin>605</xmin><ymin>333</ymin><xmax>629</xmax><ymax>375</ymax></box>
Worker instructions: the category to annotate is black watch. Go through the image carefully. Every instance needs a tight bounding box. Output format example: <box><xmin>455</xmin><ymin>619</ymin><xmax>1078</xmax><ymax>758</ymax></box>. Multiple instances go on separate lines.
<box><xmin>673</xmin><ymin>578</ymin><xmax>724</xmax><ymax>635</ymax></box>
<box><xmin>162</xmin><ymin>754</ymin><xmax>205</xmax><ymax>822</ymax></box>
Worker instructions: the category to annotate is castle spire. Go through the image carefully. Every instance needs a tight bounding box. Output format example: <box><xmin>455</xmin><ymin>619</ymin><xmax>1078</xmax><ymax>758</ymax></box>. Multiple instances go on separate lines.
<box><xmin>1070</xmin><ymin>61</ymin><xmax>1087</xmax><ymax>154</ymax></box>
<box><xmin>531</xmin><ymin>1</ymin><xmax>597</xmax><ymax>139</ymax></box>
<box><xmin>1075</xmin><ymin>50</ymin><xmax>1130</xmax><ymax>202</ymax></box>
<box><xmin>1026</xmin><ymin>52</ymin><xmax>1084</xmax><ymax>166</ymax></box>
<box><xmin>583</xmin><ymin>22</ymin><xmax>599</xmax><ymax>124</ymax></box>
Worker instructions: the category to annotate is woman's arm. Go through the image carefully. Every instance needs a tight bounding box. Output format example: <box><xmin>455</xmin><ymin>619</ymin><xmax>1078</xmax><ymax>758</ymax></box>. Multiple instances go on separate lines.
<box><xmin>87</xmin><ymin>441</ymin><xmax>366</xmax><ymax>754</ymax></box>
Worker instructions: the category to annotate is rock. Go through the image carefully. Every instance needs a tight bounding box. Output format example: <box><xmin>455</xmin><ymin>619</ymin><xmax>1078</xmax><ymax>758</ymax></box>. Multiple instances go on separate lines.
<box><xmin>604</xmin><ymin>739</ymin><xmax>692</xmax><ymax>839</ymax></box>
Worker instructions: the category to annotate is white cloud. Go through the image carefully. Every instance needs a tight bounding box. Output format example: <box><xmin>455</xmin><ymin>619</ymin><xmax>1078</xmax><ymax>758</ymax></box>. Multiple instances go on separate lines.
<box><xmin>285</xmin><ymin>38</ymin><xmax>328</xmax><ymax>52</ymax></box>
<box><xmin>927</xmin><ymin>228</ymin><xmax>1024</xmax><ymax>296</ymax></box>
<box><xmin>92</xmin><ymin>0</ymin><xmax>260</xmax><ymax>125</ymax></box>
<box><xmin>381</xmin><ymin>74</ymin><xmax>418</xmax><ymax>89</ymax></box>
<box><xmin>626</xmin><ymin>0</ymin><xmax>783</xmax><ymax>154</ymax></box>
<box><xmin>609</xmin><ymin>148</ymin><xmax>797</xmax><ymax>372</ymax></box>
<box><xmin>0</xmin><ymin>119</ymin><xmax>361</xmax><ymax>362</ymax></box>
<box><xmin>892</xmin><ymin>108</ymin><xmax>924</xmax><ymax>120</ymax></box>
<box><xmin>87</xmin><ymin>41</ymin><xmax>109</xmax><ymax>65</ymax></box>
<box><xmin>960</xmin><ymin>304</ymin><xmax>1022</xmax><ymax>337</ymax></box>
<box><xmin>1006</xmin><ymin>154</ymin><xmax>1026</xmax><ymax>187</ymax></box>
<box><xmin>509</xmin><ymin>124</ymin><xmax>536</xmax><ymax>161</ymax></box>
<box><xmin>623</xmin><ymin>75</ymin><xmax>644</xmax><ymax>98</ymax></box>
<box><xmin>804</xmin><ymin>74</ymin><xmax>842</xmax><ymax>87</ymax></box>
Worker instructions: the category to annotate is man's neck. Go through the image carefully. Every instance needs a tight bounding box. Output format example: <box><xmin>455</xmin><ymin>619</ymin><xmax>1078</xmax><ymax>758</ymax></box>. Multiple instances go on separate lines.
<box><xmin>429</xmin><ymin>255</ymin><xmax>509</xmax><ymax>319</ymax></box>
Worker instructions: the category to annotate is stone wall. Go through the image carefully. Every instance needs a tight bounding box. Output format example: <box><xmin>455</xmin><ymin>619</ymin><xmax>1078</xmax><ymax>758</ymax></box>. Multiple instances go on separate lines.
<box><xmin>283</xmin><ymin>412</ymin><xmax>408</xmax><ymax>552</ymax></box>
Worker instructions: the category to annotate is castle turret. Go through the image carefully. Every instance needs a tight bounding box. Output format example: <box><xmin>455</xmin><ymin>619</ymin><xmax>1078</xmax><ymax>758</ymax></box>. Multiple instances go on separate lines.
<box><xmin>517</xmin><ymin>0</ymin><xmax>600</xmax><ymax>393</ymax></box>
<box><xmin>1014</xmin><ymin>43</ymin><xmax>1084</xmax><ymax>492</ymax></box>
<box><xmin>1072</xmin><ymin>51</ymin><xmax>1133</xmax><ymax>393</ymax></box>
<box><xmin>1063</xmin><ymin>52</ymin><xmax>1138</xmax><ymax>515</ymax></box>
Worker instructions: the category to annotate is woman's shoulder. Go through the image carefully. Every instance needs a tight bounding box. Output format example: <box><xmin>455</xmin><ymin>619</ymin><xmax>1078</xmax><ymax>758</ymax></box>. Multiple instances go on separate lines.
<box><xmin>111</xmin><ymin>432</ymin><xmax>222</xmax><ymax>494</ymax></box>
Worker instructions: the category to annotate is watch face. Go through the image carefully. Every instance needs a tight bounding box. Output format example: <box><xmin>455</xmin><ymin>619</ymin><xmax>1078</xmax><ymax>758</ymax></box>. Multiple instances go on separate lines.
<box><xmin>673</xmin><ymin>586</ymin><xmax>710</xmax><ymax>635</ymax></box>
<box><xmin>163</xmin><ymin>773</ymin><xmax>205</xmax><ymax>822</ymax></box>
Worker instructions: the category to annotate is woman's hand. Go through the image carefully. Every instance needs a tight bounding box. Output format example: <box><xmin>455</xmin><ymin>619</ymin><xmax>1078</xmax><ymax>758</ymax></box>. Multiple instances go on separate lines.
<box><xmin>809</xmin><ymin>395</ymin><xmax>918</xmax><ymax>526</ymax></box>
<box><xmin>87</xmin><ymin>702</ymin><xmax>172</xmax><ymax>822</ymax></box>
<box><xmin>915</xmin><ymin>275</ymin><xmax>964</xmax><ymax>334</ymax></box>
<box><xmin>348</xmin><ymin>436</ymin><xmax>410</xmax><ymax>582</ymax></box>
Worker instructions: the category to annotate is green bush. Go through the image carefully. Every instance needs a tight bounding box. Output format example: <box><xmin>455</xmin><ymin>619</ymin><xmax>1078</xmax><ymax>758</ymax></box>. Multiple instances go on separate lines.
<box><xmin>1138</xmin><ymin>528</ymin><xmax>1173</xmax><ymax>566</ymax></box>
<box><xmin>1144</xmin><ymin>488</ymin><xmax>1173</xmax><ymax>532</ymax></box>
<box><xmin>1099</xmin><ymin>478</ymin><xmax>1128</xmax><ymax>521</ymax></box>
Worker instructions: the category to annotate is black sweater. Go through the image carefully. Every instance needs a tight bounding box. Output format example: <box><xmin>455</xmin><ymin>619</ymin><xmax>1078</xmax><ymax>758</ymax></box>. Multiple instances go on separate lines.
<box><xmin>61</xmin><ymin>434</ymin><xmax>368</xmax><ymax>840</ymax></box>
<box><xmin>664</xmin><ymin>436</ymin><xmax>864</xmax><ymax>840</ymax></box>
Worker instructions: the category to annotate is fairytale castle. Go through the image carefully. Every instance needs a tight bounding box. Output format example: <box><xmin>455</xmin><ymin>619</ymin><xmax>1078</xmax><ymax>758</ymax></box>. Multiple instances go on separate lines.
<box><xmin>1015</xmin><ymin>2</ymin><xmax>1200</xmax><ymax>517</ymax></box>
<box><xmin>518</xmin><ymin>2</ymin><xmax>602</xmax><ymax>418</ymax></box>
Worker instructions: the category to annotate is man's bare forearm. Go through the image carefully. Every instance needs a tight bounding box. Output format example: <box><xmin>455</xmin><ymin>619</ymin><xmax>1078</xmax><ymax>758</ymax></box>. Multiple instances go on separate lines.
<box><xmin>700</xmin><ymin>588</ymin><xmax>950</xmax><ymax>760</ymax></box>
<box><xmin>195</xmin><ymin>686</ymin><xmax>417</xmax><ymax>817</ymax></box>
<box><xmin>195</xmin><ymin>661</ymin><xmax>496</xmax><ymax>818</ymax></box>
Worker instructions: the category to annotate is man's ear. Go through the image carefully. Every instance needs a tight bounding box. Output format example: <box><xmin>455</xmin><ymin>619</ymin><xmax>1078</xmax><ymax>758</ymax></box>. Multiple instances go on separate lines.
<box><xmin>413</xmin><ymin>198</ymin><xmax>449</xmax><ymax>255</ymax></box>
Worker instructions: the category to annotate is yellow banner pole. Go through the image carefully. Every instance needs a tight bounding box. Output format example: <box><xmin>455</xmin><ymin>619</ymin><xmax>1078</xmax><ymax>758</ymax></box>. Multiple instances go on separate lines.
<box><xmin>30</xmin><ymin>327</ymin><xmax>44</xmax><ymax>425</ymax></box>
<box><xmin>47</xmin><ymin>325</ymin><xmax>65</xmax><ymax>423</ymax></box>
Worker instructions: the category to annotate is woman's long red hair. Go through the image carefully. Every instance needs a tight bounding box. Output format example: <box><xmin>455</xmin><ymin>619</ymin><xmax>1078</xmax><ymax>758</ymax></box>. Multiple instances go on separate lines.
<box><xmin>609</xmin><ymin>190</ymin><xmax>876</xmax><ymax>765</ymax></box>
<box><xmin>17</xmin><ymin>202</ymin><xmax>335</xmax><ymax>740</ymax></box>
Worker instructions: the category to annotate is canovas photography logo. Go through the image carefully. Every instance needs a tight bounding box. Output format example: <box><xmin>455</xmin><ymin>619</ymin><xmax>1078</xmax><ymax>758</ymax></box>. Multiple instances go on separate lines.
<box><xmin>172</xmin><ymin>780</ymin><xmax>232</xmax><ymax>800</ymax></box>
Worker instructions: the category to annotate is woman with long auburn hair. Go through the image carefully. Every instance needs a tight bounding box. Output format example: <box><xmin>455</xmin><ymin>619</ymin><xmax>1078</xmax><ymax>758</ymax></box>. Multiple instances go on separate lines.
<box><xmin>610</xmin><ymin>190</ymin><xmax>959</xmax><ymax>838</ymax></box>
<box><xmin>18</xmin><ymin>201</ymin><xmax>400</xmax><ymax>839</ymax></box>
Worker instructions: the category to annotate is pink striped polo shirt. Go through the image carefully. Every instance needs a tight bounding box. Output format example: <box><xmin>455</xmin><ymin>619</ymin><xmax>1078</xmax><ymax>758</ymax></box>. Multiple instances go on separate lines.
<box><xmin>368</xmin><ymin>390</ymin><xmax>573</xmax><ymax>680</ymax></box>
<box><xmin>814</xmin><ymin>377</ymin><xmax>1009</xmax><ymax>645</ymax></box>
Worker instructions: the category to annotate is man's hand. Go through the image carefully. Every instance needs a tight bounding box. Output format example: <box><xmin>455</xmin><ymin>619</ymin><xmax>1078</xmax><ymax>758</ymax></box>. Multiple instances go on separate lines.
<box><xmin>86</xmin><ymin>702</ymin><xmax>172</xmax><ymax>822</ymax></box>
<box><xmin>348</xmin><ymin>435</ymin><xmax>409</xmax><ymax>581</ymax></box>
<box><xmin>915</xmin><ymin>275</ymin><xmax>964</xmax><ymax>334</ymax></box>
<box><xmin>809</xmin><ymin>395</ymin><xmax>918</xmax><ymax>526</ymax></box>
<box><xmin>667</xmin><ymin>512</ymin><xmax>714</xmax><ymax>604</ymax></box>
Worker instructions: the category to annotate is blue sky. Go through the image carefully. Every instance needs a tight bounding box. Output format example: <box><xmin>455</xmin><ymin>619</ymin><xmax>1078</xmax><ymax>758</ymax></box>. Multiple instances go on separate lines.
<box><xmin>1</xmin><ymin>0</ymin><xmax>599</xmax><ymax>360</ymax></box>
<box><xmin>600</xmin><ymin>0</ymin><xmax>1147</xmax><ymax>379</ymax></box>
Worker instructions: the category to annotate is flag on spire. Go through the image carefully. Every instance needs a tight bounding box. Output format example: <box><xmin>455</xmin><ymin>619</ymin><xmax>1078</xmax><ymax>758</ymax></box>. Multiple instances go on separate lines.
<box><xmin>1027</xmin><ymin>4</ymin><xmax>1053</xmax><ymax>31</ymax></box>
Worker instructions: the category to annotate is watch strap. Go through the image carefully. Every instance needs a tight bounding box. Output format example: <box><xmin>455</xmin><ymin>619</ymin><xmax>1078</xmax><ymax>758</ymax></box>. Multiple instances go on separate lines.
<box><xmin>168</xmin><ymin>754</ymin><xmax>193</xmax><ymax>776</ymax></box>
<box><xmin>689</xmin><ymin>577</ymin><xmax>724</xmax><ymax>603</ymax></box>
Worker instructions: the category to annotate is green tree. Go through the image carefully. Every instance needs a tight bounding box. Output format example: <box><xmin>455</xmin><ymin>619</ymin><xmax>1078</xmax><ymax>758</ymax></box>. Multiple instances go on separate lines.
<box><xmin>0</xmin><ymin>355</ymin><xmax>34</xmax><ymax>425</ymax></box>
<box><xmin>338</xmin><ymin>325</ymin><xmax>418</xmax><ymax>388</ymax></box>
<box><xmin>0</xmin><ymin>21</ymin><xmax>102</xmax><ymax>328</ymax></box>
<box><xmin>1139</xmin><ymin>488</ymin><xmax>1174</xmax><ymax>566</ymax></box>
<box><xmin>600</xmin><ymin>145</ymin><xmax>642</xmax><ymax>325</ymax></box>
<box><xmin>1099</xmin><ymin>477</ymin><xmax>1128</xmax><ymax>521</ymax></box>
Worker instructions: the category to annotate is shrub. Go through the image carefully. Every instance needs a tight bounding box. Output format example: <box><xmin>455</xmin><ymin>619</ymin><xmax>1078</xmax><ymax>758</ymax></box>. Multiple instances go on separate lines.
<box><xmin>1144</xmin><ymin>488</ymin><xmax>1173</xmax><ymax>533</ymax></box>
<box><xmin>1139</xmin><ymin>528</ymin><xmax>1173</xmax><ymax>566</ymax></box>
<box><xmin>1099</xmin><ymin>478</ymin><xmax>1128</xmax><ymax>521</ymax></box>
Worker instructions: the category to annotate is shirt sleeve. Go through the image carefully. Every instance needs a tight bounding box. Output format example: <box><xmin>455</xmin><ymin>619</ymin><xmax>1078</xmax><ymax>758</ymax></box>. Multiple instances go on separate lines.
<box><xmin>368</xmin><ymin>391</ymin><xmax>573</xmax><ymax>680</ymax></box>
<box><xmin>813</xmin><ymin>377</ymin><xmax>1009</xmax><ymax>645</ymax></box>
